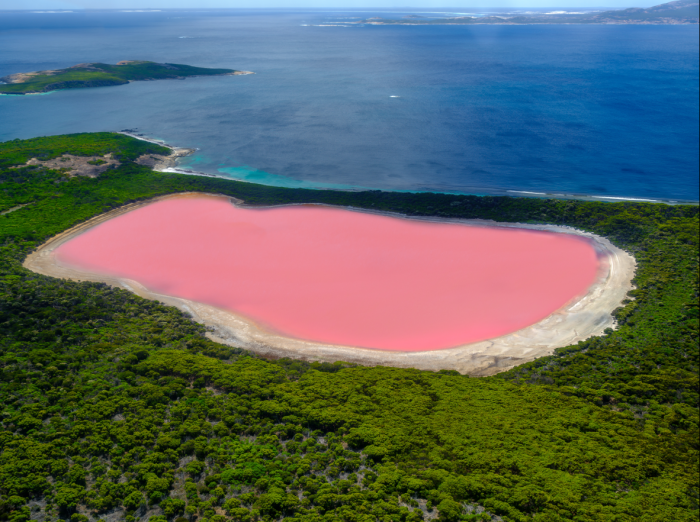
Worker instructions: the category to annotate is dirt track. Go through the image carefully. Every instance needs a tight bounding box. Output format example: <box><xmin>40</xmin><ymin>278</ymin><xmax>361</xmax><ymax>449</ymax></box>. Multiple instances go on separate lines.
<box><xmin>23</xmin><ymin>192</ymin><xmax>636</xmax><ymax>376</ymax></box>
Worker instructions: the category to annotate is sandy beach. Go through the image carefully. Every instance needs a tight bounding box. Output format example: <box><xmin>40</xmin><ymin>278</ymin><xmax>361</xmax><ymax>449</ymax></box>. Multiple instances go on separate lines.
<box><xmin>23</xmin><ymin>192</ymin><xmax>636</xmax><ymax>376</ymax></box>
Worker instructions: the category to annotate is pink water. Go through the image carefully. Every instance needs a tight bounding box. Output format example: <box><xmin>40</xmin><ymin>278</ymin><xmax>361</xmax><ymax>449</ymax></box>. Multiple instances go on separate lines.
<box><xmin>55</xmin><ymin>197</ymin><xmax>600</xmax><ymax>351</ymax></box>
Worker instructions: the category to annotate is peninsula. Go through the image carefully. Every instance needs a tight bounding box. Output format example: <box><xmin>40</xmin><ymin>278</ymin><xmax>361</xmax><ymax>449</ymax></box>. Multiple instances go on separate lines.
<box><xmin>0</xmin><ymin>60</ymin><xmax>252</xmax><ymax>95</ymax></box>
<box><xmin>358</xmin><ymin>0</ymin><xmax>699</xmax><ymax>25</ymax></box>
<box><xmin>0</xmin><ymin>132</ymin><xmax>697</xmax><ymax>521</ymax></box>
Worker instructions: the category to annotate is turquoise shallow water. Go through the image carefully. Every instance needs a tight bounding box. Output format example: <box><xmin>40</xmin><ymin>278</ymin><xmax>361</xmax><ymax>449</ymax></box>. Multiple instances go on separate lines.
<box><xmin>1</xmin><ymin>10</ymin><xmax>698</xmax><ymax>201</ymax></box>
<box><xmin>217</xmin><ymin>166</ymin><xmax>362</xmax><ymax>191</ymax></box>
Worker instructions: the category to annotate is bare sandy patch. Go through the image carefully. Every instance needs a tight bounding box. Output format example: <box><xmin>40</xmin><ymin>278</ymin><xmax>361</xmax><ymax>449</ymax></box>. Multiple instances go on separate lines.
<box><xmin>23</xmin><ymin>192</ymin><xmax>636</xmax><ymax>376</ymax></box>
<box><xmin>17</xmin><ymin>153</ymin><xmax>120</xmax><ymax>177</ymax></box>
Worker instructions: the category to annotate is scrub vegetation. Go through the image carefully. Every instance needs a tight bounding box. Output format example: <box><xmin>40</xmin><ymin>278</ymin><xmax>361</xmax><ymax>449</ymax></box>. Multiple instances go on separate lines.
<box><xmin>0</xmin><ymin>62</ymin><xmax>238</xmax><ymax>95</ymax></box>
<box><xmin>0</xmin><ymin>133</ymin><xmax>698</xmax><ymax>522</ymax></box>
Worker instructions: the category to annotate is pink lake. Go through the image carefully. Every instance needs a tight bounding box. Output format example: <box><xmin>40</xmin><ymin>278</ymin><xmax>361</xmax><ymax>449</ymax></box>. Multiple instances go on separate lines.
<box><xmin>55</xmin><ymin>196</ymin><xmax>600</xmax><ymax>351</ymax></box>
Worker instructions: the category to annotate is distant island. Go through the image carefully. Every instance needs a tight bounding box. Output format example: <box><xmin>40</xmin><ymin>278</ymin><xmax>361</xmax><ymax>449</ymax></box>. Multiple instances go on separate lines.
<box><xmin>0</xmin><ymin>60</ymin><xmax>253</xmax><ymax>95</ymax></box>
<box><xmin>359</xmin><ymin>0</ymin><xmax>699</xmax><ymax>25</ymax></box>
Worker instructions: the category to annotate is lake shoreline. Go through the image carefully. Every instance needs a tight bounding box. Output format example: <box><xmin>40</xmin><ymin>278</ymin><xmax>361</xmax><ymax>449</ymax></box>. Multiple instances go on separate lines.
<box><xmin>24</xmin><ymin>192</ymin><xmax>636</xmax><ymax>376</ymax></box>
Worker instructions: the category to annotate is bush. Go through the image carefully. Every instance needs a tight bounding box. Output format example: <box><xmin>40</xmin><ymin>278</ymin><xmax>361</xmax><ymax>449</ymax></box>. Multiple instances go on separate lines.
<box><xmin>122</xmin><ymin>492</ymin><xmax>144</xmax><ymax>510</ymax></box>
<box><xmin>437</xmin><ymin>498</ymin><xmax>463</xmax><ymax>521</ymax></box>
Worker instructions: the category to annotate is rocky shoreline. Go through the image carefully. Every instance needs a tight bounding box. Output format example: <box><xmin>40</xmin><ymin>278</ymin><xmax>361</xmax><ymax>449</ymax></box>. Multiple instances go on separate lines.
<box><xmin>119</xmin><ymin>130</ymin><xmax>236</xmax><ymax>180</ymax></box>
<box><xmin>118</xmin><ymin>130</ymin><xmax>195</xmax><ymax>169</ymax></box>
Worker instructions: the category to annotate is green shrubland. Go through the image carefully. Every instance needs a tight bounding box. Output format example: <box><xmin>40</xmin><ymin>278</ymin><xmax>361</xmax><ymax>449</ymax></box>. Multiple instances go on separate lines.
<box><xmin>0</xmin><ymin>133</ymin><xmax>697</xmax><ymax>521</ymax></box>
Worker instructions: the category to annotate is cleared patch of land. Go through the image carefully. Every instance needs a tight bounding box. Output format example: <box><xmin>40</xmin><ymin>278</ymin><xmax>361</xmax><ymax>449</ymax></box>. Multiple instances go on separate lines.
<box><xmin>24</xmin><ymin>193</ymin><xmax>636</xmax><ymax>376</ymax></box>
<box><xmin>18</xmin><ymin>153</ymin><xmax>120</xmax><ymax>177</ymax></box>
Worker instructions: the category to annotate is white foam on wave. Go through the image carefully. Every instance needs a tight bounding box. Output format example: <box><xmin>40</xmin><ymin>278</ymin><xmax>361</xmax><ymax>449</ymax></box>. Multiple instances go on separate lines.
<box><xmin>0</xmin><ymin>91</ymin><xmax>54</xmax><ymax>97</ymax></box>
<box><xmin>159</xmin><ymin>167</ymin><xmax>227</xmax><ymax>180</ymax></box>
<box><xmin>592</xmin><ymin>196</ymin><xmax>659</xmax><ymax>202</ymax></box>
<box><xmin>506</xmin><ymin>190</ymin><xmax>663</xmax><ymax>202</ymax></box>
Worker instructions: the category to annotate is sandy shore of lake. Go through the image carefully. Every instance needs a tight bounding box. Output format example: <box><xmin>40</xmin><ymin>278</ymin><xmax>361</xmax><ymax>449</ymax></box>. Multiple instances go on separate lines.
<box><xmin>23</xmin><ymin>192</ymin><xmax>636</xmax><ymax>376</ymax></box>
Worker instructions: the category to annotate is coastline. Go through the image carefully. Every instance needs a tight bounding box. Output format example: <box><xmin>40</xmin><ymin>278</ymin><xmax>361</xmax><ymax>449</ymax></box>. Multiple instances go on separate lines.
<box><xmin>118</xmin><ymin>131</ymin><xmax>209</xmax><ymax>174</ymax></box>
<box><xmin>121</xmin><ymin>132</ymin><xmax>697</xmax><ymax>205</ymax></box>
<box><xmin>23</xmin><ymin>192</ymin><xmax>637</xmax><ymax>376</ymax></box>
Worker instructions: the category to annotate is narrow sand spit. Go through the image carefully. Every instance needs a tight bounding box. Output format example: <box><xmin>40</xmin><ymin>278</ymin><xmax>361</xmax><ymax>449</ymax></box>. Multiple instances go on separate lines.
<box><xmin>24</xmin><ymin>192</ymin><xmax>636</xmax><ymax>376</ymax></box>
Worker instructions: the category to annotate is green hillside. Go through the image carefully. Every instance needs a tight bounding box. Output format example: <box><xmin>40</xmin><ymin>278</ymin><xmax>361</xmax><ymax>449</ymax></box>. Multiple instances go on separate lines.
<box><xmin>0</xmin><ymin>62</ymin><xmax>239</xmax><ymax>95</ymax></box>
<box><xmin>0</xmin><ymin>133</ymin><xmax>698</xmax><ymax>522</ymax></box>
<box><xmin>593</xmin><ymin>0</ymin><xmax>700</xmax><ymax>20</ymax></box>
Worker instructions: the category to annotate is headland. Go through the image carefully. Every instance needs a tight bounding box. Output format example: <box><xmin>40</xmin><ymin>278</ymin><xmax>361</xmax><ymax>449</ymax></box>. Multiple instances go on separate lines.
<box><xmin>356</xmin><ymin>0</ymin><xmax>698</xmax><ymax>25</ymax></box>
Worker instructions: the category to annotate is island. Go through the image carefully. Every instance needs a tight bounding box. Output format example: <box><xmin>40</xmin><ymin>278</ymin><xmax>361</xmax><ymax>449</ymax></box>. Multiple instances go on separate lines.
<box><xmin>358</xmin><ymin>0</ymin><xmax>699</xmax><ymax>25</ymax></box>
<box><xmin>0</xmin><ymin>60</ymin><xmax>253</xmax><ymax>95</ymax></box>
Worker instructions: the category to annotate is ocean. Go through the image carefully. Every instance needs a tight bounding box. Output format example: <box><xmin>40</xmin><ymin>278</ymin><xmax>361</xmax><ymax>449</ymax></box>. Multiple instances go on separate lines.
<box><xmin>1</xmin><ymin>10</ymin><xmax>698</xmax><ymax>201</ymax></box>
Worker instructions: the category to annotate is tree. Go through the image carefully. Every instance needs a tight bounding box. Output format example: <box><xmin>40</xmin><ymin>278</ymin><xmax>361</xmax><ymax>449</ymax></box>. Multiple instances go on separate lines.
<box><xmin>55</xmin><ymin>486</ymin><xmax>85</xmax><ymax>515</ymax></box>
<box><xmin>437</xmin><ymin>499</ymin><xmax>463</xmax><ymax>522</ymax></box>
<box><xmin>161</xmin><ymin>498</ymin><xmax>186</xmax><ymax>517</ymax></box>
<box><xmin>123</xmin><ymin>491</ymin><xmax>145</xmax><ymax>510</ymax></box>
<box><xmin>67</xmin><ymin>464</ymin><xmax>87</xmax><ymax>486</ymax></box>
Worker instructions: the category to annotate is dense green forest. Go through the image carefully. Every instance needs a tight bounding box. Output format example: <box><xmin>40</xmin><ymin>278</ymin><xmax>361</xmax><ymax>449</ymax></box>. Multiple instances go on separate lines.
<box><xmin>0</xmin><ymin>133</ymin><xmax>697</xmax><ymax>522</ymax></box>
<box><xmin>0</xmin><ymin>62</ymin><xmax>238</xmax><ymax>95</ymax></box>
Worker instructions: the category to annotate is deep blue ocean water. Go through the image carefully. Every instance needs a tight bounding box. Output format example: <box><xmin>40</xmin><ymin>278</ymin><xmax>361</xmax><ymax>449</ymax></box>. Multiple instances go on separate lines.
<box><xmin>1</xmin><ymin>10</ymin><xmax>698</xmax><ymax>201</ymax></box>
